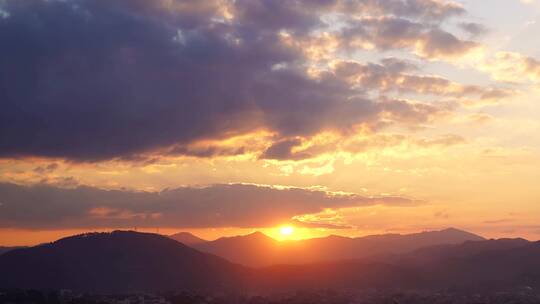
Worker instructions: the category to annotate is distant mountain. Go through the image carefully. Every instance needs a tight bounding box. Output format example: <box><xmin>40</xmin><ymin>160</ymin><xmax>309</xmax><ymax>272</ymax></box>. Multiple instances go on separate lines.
<box><xmin>256</xmin><ymin>239</ymin><xmax>540</xmax><ymax>292</ymax></box>
<box><xmin>194</xmin><ymin>232</ymin><xmax>284</xmax><ymax>267</ymax></box>
<box><xmin>395</xmin><ymin>237</ymin><xmax>531</xmax><ymax>264</ymax></box>
<box><xmin>192</xmin><ymin>228</ymin><xmax>485</xmax><ymax>267</ymax></box>
<box><xmin>169</xmin><ymin>232</ymin><xmax>207</xmax><ymax>246</ymax></box>
<box><xmin>0</xmin><ymin>246</ymin><xmax>25</xmax><ymax>256</ymax></box>
<box><xmin>0</xmin><ymin>231</ymin><xmax>249</xmax><ymax>292</ymax></box>
<box><xmin>401</xmin><ymin>239</ymin><xmax>540</xmax><ymax>290</ymax></box>
<box><xmin>1</xmin><ymin>231</ymin><xmax>539</xmax><ymax>293</ymax></box>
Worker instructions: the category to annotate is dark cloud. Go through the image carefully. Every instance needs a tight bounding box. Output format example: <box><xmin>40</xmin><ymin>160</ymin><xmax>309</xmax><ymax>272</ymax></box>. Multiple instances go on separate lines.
<box><xmin>169</xmin><ymin>145</ymin><xmax>247</xmax><ymax>158</ymax></box>
<box><xmin>0</xmin><ymin>0</ymin><xmax>482</xmax><ymax>161</ymax></box>
<box><xmin>0</xmin><ymin>182</ymin><xmax>420</xmax><ymax>229</ymax></box>
<box><xmin>333</xmin><ymin>59</ymin><xmax>510</xmax><ymax>103</ymax></box>
<box><xmin>345</xmin><ymin>0</ymin><xmax>465</xmax><ymax>21</ymax></box>
<box><xmin>261</xmin><ymin>138</ymin><xmax>312</xmax><ymax>160</ymax></box>
<box><xmin>459</xmin><ymin>22</ymin><xmax>488</xmax><ymax>37</ymax></box>
<box><xmin>341</xmin><ymin>17</ymin><xmax>477</xmax><ymax>58</ymax></box>
<box><xmin>0</xmin><ymin>0</ymin><xmax>368</xmax><ymax>161</ymax></box>
<box><xmin>33</xmin><ymin>163</ymin><xmax>59</xmax><ymax>174</ymax></box>
<box><xmin>0</xmin><ymin>0</ymin><xmax>287</xmax><ymax>161</ymax></box>
<box><xmin>380</xmin><ymin>98</ymin><xmax>453</xmax><ymax>125</ymax></box>
<box><xmin>420</xmin><ymin>28</ymin><xmax>477</xmax><ymax>58</ymax></box>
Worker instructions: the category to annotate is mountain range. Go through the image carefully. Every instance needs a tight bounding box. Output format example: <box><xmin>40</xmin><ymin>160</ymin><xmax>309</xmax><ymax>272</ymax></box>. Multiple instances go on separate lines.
<box><xmin>257</xmin><ymin>237</ymin><xmax>540</xmax><ymax>292</ymax></box>
<box><xmin>177</xmin><ymin>228</ymin><xmax>485</xmax><ymax>267</ymax></box>
<box><xmin>1</xmin><ymin>229</ymin><xmax>539</xmax><ymax>293</ymax></box>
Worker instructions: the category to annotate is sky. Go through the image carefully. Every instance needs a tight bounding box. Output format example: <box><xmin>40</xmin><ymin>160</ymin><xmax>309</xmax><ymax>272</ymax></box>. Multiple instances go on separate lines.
<box><xmin>0</xmin><ymin>0</ymin><xmax>539</xmax><ymax>246</ymax></box>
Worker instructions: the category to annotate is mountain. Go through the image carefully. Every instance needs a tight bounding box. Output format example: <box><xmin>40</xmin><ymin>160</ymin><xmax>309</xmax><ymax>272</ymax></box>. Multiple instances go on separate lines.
<box><xmin>394</xmin><ymin>237</ymin><xmax>531</xmax><ymax>264</ymax></box>
<box><xmin>0</xmin><ymin>246</ymin><xmax>25</xmax><ymax>256</ymax></box>
<box><xmin>1</xmin><ymin>231</ymin><xmax>539</xmax><ymax>293</ymax></box>
<box><xmin>0</xmin><ymin>231</ymin><xmax>249</xmax><ymax>292</ymax></box>
<box><xmin>256</xmin><ymin>239</ymin><xmax>540</xmax><ymax>292</ymax></box>
<box><xmin>401</xmin><ymin>239</ymin><xmax>540</xmax><ymax>290</ymax></box>
<box><xmin>169</xmin><ymin>232</ymin><xmax>207</xmax><ymax>246</ymax></box>
<box><xmin>195</xmin><ymin>232</ymin><xmax>284</xmax><ymax>267</ymax></box>
<box><xmin>191</xmin><ymin>228</ymin><xmax>485</xmax><ymax>267</ymax></box>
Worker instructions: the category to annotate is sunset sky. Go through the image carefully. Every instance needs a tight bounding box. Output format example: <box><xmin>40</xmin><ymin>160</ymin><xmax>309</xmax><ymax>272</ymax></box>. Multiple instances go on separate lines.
<box><xmin>1</xmin><ymin>0</ymin><xmax>539</xmax><ymax>246</ymax></box>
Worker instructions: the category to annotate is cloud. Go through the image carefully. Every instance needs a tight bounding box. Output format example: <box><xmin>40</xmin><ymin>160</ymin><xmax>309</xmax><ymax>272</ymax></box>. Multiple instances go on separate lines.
<box><xmin>479</xmin><ymin>52</ymin><xmax>540</xmax><ymax>83</ymax></box>
<box><xmin>0</xmin><ymin>0</ymin><xmax>363</xmax><ymax>161</ymax></box>
<box><xmin>415</xmin><ymin>134</ymin><xmax>466</xmax><ymax>147</ymax></box>
<box><xmin>0</xmin><ymin>182</ymin><xmax>421</xmax><ymax>229</ymax></box>
<box><xmin>340</xmin><ymin>17</ymin><xmax>478</xmax><ymax>59</ymax></box>
<box><xmin>466</xmin><ymin>113</ymin><xmax>494</xmax><ymax>124</ymax></box>
<box><xmin>169</xmin><ymin>145</ymin><xmax>247</xmax><ymax>158</ymax></box>
<box><xmin>0</xmin><ymin>0</ymin><xmax>488</xmax><ymax>162</ymax></box>
<box><xmin>290</xmin><ymin>219</ymin><xmax>353</xmax><ymax>230</ymax></box>
<box><xmin>33</xmin><ymin>163</ymin><xmax>59</xmax><ymax>175</ymax></box>
<box><xmin>459</xmin><ymin>22</ymin><xmax>488</xmax><ymax>37</ymax></box>
<box><xmin>332</xmin><ymin>59</ymin><xmax>509</xmax><ymax>100</ymax></box>
<box><xmin>261</xmin><ymin>138</ymin><xmax>312</xmax><ymax>160</ymax></box>
<box><xmin>331</xmin><ymin>0</ymin><xmax>465</xmax><ymax>21</ymax></box>
<box><xmin>343</xmin><ymin>133</ymin><xmax>465</xmax><ymax>154</ymax></box>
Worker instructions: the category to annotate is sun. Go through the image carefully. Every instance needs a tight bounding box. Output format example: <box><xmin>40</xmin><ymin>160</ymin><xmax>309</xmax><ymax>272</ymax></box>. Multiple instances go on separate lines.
<box><xmin>279</xmin><ymin>226</ymin><xmax>294</xmax><ymax>236</ymax></box>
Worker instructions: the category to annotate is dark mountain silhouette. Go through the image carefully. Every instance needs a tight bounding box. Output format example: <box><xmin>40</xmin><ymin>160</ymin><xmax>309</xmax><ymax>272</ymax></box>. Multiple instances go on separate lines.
<box><xmin>0</xmin><ymin>231</ymin><xmax>249</xmax><ymax>292</ymax></box>
<box><xmin>256</xmin><ymin>238</ymin><xmax>540</xmax><ymax>291</ymax></box>
<box><xmin>191</xmin><ymin>228</ymin><xmax>485</xmax><ymax>267</ymax></box>
<box><xmin>0</xmin><ymin>246</ymin><xmax>25</xmax><ymax>256</ymax></box>
<box><xmin>2</xmin><ymin>230</ymin><xmax>539</xmax><ymax>293</ymax></box>
<box><xmin>394</xmin><ymin>237</ymin><xmax>531</xmax><ymax>264</ymax></box>
<box><xmin>194</xmin><ymin>232</ymin><xmax>284</xmax><ymax>267</ymax></box>
<box><xmin>402</xmin><ymin>239</ymin><xmax>540</xmax><ymax>290</ymax></box>
<box><xmin>169</xmin><ymin>232</ymin><xmax>207</xmax><ymax>246</ymax></box>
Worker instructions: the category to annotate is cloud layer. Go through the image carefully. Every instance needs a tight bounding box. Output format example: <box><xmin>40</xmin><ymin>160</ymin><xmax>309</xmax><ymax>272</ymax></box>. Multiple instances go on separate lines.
<box><xmin>0</xmin><ymin>0</ymin><xmax>496</xmax><ymax>162</ymax></box>
<box><xmin>0</xmin><ymin>182</ymin><xmax>419</xmax><ymax>229</ymax></box>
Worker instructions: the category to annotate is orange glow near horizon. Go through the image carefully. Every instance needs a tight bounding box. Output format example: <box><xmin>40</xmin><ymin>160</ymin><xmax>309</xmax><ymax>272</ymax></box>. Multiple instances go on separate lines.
<box><xmin>279</xmin><ymin>226</ymin><xmax>294</xmax><ymax>236</ymax></box>
<box><xmin>2</xmin><ymin>223</ymin><xmax>540</xmax><ymax>247</ymax></box>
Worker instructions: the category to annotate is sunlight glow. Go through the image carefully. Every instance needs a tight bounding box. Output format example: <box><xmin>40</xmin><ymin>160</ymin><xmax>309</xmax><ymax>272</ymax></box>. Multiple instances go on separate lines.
<box><xmin>279</xmin><ymin>226</ymin><xmax>294</xmax><ymax>236</ymax></box>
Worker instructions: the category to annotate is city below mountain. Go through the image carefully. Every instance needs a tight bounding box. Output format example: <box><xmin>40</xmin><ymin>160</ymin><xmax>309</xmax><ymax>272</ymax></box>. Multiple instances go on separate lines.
<box><xmin>1</xmin><ymin>230</ymin><xmax>539</xmax><ymax>293</ymax></box>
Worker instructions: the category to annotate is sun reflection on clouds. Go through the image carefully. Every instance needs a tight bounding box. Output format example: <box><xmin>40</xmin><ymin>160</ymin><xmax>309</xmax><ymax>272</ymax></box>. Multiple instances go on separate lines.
<box><xmin>0</xmin><ymin>0</ymin><xmax>539</xmax><ymax>243</ymax></box>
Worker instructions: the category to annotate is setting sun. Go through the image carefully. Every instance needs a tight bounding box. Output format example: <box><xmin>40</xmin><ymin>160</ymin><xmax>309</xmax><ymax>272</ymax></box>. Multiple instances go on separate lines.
<box><xmin>279</xmin><ymin>226</ymin><xmax>294</xmax><ymax>236</ymax></box>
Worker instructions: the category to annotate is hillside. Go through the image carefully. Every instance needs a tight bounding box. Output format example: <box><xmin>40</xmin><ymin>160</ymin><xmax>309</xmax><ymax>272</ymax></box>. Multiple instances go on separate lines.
<box><xmin>0</xmin><ymin>231</ymin><xmax>249</xmax><ymax>292</ymax></box>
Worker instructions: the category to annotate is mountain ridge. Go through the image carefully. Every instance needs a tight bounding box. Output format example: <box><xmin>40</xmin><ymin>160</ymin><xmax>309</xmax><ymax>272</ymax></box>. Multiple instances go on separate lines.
<box><xmin>169</xmin><ymin>232</ymin><xmax>207</xmax><ymax>246</ymax></box>
<box><xmin>1</xmin><ymin>230</ymin><xmax>539</xmax><ymax>293</ymax></box>
<box><xmin>186</xmin><ymin>227</ymin><xmax>485</xmax><ymax>267</ymax></box>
